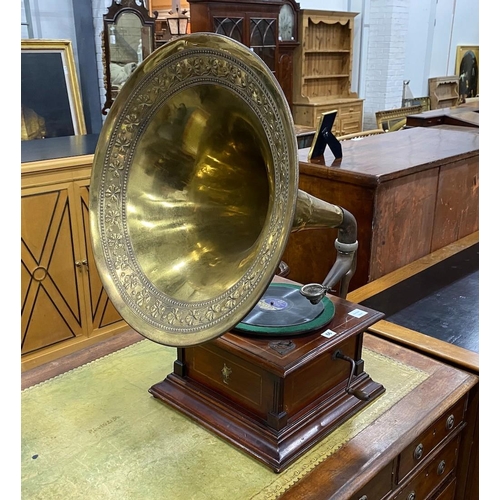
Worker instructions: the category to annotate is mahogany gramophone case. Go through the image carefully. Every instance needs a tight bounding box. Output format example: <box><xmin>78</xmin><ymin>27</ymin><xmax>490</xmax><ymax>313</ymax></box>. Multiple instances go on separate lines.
<box><xmin>150</xmin><ymin>282</ymin><xmax>385</xmax><ymax>472</ymax></box>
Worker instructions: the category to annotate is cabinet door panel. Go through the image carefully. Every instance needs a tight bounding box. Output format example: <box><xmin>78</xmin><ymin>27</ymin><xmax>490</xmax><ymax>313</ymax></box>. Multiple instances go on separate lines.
<box><xmin>431</xmin><ymin>158</ymin><xmax>479</xmax><ymax>252</ymax></box>
<box><xmin>21</xmin><ymin>184</ymin><xmax>86</xmax><ymax>354</ymax></box>
<box><xmin>77</xmin><ymin>182</ymin><xmax>123</xmax><ymax>331</ymax></box>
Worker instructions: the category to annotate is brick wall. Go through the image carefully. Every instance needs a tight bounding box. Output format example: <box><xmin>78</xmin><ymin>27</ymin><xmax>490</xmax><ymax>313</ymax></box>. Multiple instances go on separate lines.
<box><xmin>363</xmin><ymin>0</ymin><xmax>410</xmax><ymax>129</ymax></box>
<box><xmin>92</xmin><ymin>0</ymin><xmax>108</xmax><ymax>118</ymax></box>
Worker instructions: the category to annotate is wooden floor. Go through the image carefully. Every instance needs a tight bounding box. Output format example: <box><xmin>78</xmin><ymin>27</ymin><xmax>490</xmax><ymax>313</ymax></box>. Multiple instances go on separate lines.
<box><xmin>21</xmin><ymin>329</ymin><xmax>143</xmax><ymax>390</ymax></box>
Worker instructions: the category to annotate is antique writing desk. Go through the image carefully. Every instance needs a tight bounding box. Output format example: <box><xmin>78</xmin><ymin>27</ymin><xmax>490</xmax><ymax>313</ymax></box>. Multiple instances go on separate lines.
<box><xmin>280</xmin><ymin>334</ymin><xmax>477</xmax><ymax>500</ymax></box>
<box><xmin>406</xmin><ymin>102</ymin><xmax>479</xmax><ymax>129</ymax></box>
<box><xmin>347</xmin><ymin>233</ymin><xmax>479</xmax><ymax>500</ymax></box>
<box><xmin>281</xmin><ymin>126</ymin><xmax>479</xmax><ymax>292</ymax></box>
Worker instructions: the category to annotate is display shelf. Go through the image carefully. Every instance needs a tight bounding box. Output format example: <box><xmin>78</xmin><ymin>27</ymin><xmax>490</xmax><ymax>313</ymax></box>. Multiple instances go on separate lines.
<box><xmin>292</xmin><ymin>10</ymin><xmax>363</xmax><ymax>135</ymax></box>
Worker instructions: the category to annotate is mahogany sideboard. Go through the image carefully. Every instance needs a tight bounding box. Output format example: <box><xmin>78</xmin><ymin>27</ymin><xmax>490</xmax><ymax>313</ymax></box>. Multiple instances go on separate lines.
<box><xmin>21</xmin><ymin>135</ymin><xmax>129</xmax><ymax>371</ymax></box>
<box><xmin>281</xmin><ymin>126</ymin><xmax>479</xmax><ymax>291</ymax></box>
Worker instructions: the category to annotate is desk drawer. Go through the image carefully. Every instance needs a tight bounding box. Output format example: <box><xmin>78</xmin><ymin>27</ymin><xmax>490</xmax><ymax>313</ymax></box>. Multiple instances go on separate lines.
<box><xmin>393</xmin><ymin>434</ymin><xmax>460</xmax><ymax>500</ymax></box>
<box><xmin>435</xmin><ymin>478</ymin><xmax>456</xmax><ymax>500</ymax></box>
<box><xmin>350</xmin><ymin>460</ymin><xmax>394</xmax><ymax>500</ymax></box>
<box><xmin>397</xmin><ymin>395</ymin><xmax>466</xmax><ymax>482</ymax></box>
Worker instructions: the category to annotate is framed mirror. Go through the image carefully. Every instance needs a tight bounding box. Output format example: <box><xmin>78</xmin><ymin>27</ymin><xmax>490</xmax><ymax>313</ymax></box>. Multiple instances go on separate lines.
<box><xmin>102</xmin><ymin>0</ymin><xmax>156</xmax><ymax>114</ymax></box>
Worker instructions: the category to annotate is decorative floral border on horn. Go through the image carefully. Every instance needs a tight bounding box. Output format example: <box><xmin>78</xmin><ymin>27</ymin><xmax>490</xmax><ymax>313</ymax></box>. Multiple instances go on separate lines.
<box><xmin>96</xmin><ymin>46</ymin><xmax>293</xmax><ymax>335</ymax></box>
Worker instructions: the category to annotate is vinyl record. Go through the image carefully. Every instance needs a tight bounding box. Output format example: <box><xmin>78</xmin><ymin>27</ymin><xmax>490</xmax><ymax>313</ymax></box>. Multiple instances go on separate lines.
<box><xmin>241</xmin><ymin>284</ymin><xmax>324</xmax><ymax>327</ymax></box>
<box><xmin>234</xmin><ymin>283</ymin><xmax>335</xmax><ymax>336</ymax></box>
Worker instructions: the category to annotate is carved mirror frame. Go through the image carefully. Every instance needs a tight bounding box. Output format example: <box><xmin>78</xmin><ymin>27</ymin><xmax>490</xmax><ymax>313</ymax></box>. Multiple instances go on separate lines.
<box><xmin>102</xmin><ymin>0</ymin><xmax>156</xmax><ymax>115</ymax></box>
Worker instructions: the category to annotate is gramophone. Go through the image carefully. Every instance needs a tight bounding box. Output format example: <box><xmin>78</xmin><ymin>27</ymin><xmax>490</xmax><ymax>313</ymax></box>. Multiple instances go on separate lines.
<box><xmin>90</xmin><ymin>33</ymin><xmax>384</xmax><ymax>472</ymax></box>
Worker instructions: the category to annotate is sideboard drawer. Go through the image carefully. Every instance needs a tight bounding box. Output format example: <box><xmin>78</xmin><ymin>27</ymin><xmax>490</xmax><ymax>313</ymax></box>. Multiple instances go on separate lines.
<box><xmin>393</xmin><ymin>434</ymin><xmax>460</xmax><ymax>500</ymax></box>
<box><xmin>397</xmin><ymin>395</ymin><xmax>466</xmax><ymax>482</ymax></box>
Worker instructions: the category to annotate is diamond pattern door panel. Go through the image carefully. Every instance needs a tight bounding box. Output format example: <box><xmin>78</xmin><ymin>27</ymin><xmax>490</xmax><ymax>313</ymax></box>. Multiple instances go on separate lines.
<box><xmin>21</xmin><ymin>185</ymin><xmax>85</xmax><ymax>355</ymax></box>
<box><xmin>77</xmin><ymin>183</ymin><xmax>123</xmax><ymax>330</ymax></box>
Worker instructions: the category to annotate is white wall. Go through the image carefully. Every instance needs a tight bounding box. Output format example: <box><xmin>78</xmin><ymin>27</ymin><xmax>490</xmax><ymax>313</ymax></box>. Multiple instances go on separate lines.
<box><xmin>92</xmin><ymin>1</ymin><xmax>110</xmax><ymax>114</ymax></box>
<box><xmin>400</xmin><ymin>0</ymin><xmax>479</xmax><ymax>99</ymax></box>
<box><xmin>21</xmin><ymin>0</ymin><xmax>80</xmax><ymax>87</ymax></box>
<box><xmin>403</xmin><ymin>0</ymin><xmax>435</xmax><ymax>97</ymax></box>
<box><xmin>21</xmin><ymin>0</ymin><xmax>78</xmax><ymax>53</ymax></box>
<box><xmin>299</xmin><ymin>1</ymin><xmax>349</xmax><ymax>10</ymax></box>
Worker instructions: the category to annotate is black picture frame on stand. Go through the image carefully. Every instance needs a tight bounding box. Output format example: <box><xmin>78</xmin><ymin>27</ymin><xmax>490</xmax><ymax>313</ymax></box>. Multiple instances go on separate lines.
<box><xmin>308</xmin><ymin>110</ymin><xmax>342</xmax><ymax>161</ymax></box>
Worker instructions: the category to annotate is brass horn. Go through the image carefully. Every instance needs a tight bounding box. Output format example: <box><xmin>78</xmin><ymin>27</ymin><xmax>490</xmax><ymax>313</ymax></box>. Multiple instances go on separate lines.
<box><xmin>90</xmin><ymin>33</ymin><xmax>357</xmax><ymax>347</ymax></box>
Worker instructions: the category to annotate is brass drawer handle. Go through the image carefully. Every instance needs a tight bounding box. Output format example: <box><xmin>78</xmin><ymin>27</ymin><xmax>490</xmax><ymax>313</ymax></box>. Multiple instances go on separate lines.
<box><xmin>75</xmin><ymin>259</ymin><xmax>88</xmax><ymax>268</ymax></box>
<box><xmin>358</xmin><ymin>496</ymin><xmax>368</xmax><ymax>500</ymax></box>
<box><xmin>446</xmin><ymin>414</ymin><xmax>455</xmax><ymax>430</ymax></box>
<box><xmin>407</xmin><ymin>492</ymin><xmax>416</xmax><ymax>500</ymax></box>
<box><xmin>437</xmin><ymin>460</ymin><xmax>446</xmax><ymax>475</ymax></box>
<box><xmin>413</xmin><ymin>443</ymin><xmax>424</xmax><ymax>460</ymax></box>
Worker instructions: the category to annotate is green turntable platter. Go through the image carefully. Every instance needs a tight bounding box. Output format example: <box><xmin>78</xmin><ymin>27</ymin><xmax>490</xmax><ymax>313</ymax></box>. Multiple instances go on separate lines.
<box><xmin>234</xmin><ymin>283</ymin><xmax>335</xmax><ymax>336</ymax></box>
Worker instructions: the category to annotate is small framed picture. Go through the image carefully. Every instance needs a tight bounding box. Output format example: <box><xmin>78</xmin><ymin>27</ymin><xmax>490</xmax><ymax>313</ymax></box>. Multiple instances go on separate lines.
<box><xmin>21</xmin><ymin>39</ymin><xmax>87</xmax><ymax>141</ymax></box>
<box><xmin>308</xmin><ymin>110</ymin><xmax>342</xmax><ymax>161</ymax></box>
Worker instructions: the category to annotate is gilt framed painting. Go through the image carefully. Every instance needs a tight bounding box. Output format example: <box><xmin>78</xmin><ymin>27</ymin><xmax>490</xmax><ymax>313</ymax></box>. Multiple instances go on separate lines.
<box><xmin>21</xmin><ymin>39</ymin><xmax>86</xmax><ymax>141</ymax></box>
<box><xmin>455</xmin><ymin>45</ymin><xmax>479</xmax><ymax>99</ymax></box>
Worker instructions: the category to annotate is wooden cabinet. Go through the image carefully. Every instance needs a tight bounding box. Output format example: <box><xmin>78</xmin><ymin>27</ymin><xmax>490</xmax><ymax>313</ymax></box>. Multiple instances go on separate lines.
<box><xmin>292</xmin><ymin>10</ymin><xmax>363</xmax><ymax>135</ymax></box>
<box><xmin>188</xmin><ymin>0</ymin><xmax>301</xmax><ymax>109</ymax></box>
<box><xmin>429</xmin><ymin>76</ymin><xmax>460</xmax><ymax>110</ymax></box>
<box><xmin>21</xmin><ymin>154</ymin><xmax>128</xmax><ymax>371</ymax></box>
<box><xmin>282</xmin><ymin>126</ymin><xmax>479</xmax><ymax>291</ymax></box>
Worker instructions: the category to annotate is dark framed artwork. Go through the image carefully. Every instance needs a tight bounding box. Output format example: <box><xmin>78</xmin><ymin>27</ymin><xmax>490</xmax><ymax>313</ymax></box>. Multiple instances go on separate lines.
<box><xmin>455</xmin><ymin>45</ymin><xmax>479</xmax><ymax>99</ymax></box>
<box><xmin>21</xmin><ymin>39</ymin><xmax>87</xmax><ymax>141</ymax></box>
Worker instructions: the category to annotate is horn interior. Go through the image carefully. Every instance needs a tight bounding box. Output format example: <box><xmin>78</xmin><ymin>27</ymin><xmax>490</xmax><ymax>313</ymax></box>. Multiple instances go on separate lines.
<box><xmin>128</xmin><ymin>84</ymin><xmax>272</xmax><ymax>302</ymax></box>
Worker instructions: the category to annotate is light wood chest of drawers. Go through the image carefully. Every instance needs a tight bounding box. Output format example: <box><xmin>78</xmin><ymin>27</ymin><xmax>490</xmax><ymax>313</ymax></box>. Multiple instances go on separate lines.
<box><xmin>293</xmin><ymin>98</ymin><xmax>363</xmax><ymax>136</ymax></box>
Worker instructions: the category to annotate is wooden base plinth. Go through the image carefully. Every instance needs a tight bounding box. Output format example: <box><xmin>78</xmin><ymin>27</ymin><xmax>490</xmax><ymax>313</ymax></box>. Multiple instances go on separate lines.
<box><xmin>151</xmin><ymin>369</ymin><xmax>383</xmax><ymax>472</ymax></box>
<box><xmin>150</xmin><ymin>289</ymin><xmax>386</xmax><ymax>472</ymax></box>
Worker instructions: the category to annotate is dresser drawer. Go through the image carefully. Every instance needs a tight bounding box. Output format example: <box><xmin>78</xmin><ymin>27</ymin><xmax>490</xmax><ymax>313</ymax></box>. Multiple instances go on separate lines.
<box><xmin>435</xmin><ymin>477</ymin><xmax>456</xmax><ymax>500</ymax></box>
<box><xmin>397</xmin><ymin>395</ymin><xmax>467</xmax><ymax>482</ymax></box>
<box><xmin>393</xmin><ymin>434</ymin><xmax>460</xmax><ymax>500</ymax></box>
<box><xmin>337</xmin><ymin>102</ymin><xmax>363</xmax><ymax>116</ymax></box>
<box><xmin>350</xmin><ymin>460</ymin><xmax>394</xmax><ymax>500</ymax></box>
<box><xmin>338</xmin><ymin>114</ymin><xmax>362</xmax><ymax>136</ymax></box>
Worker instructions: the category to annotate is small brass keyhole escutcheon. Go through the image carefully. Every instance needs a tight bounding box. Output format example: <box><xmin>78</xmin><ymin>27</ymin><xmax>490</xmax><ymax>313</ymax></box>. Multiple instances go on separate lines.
<box><xmin>221</xmin><ymin>363</ymin><xmax>232</xmax><ymax>385</ymax></box>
